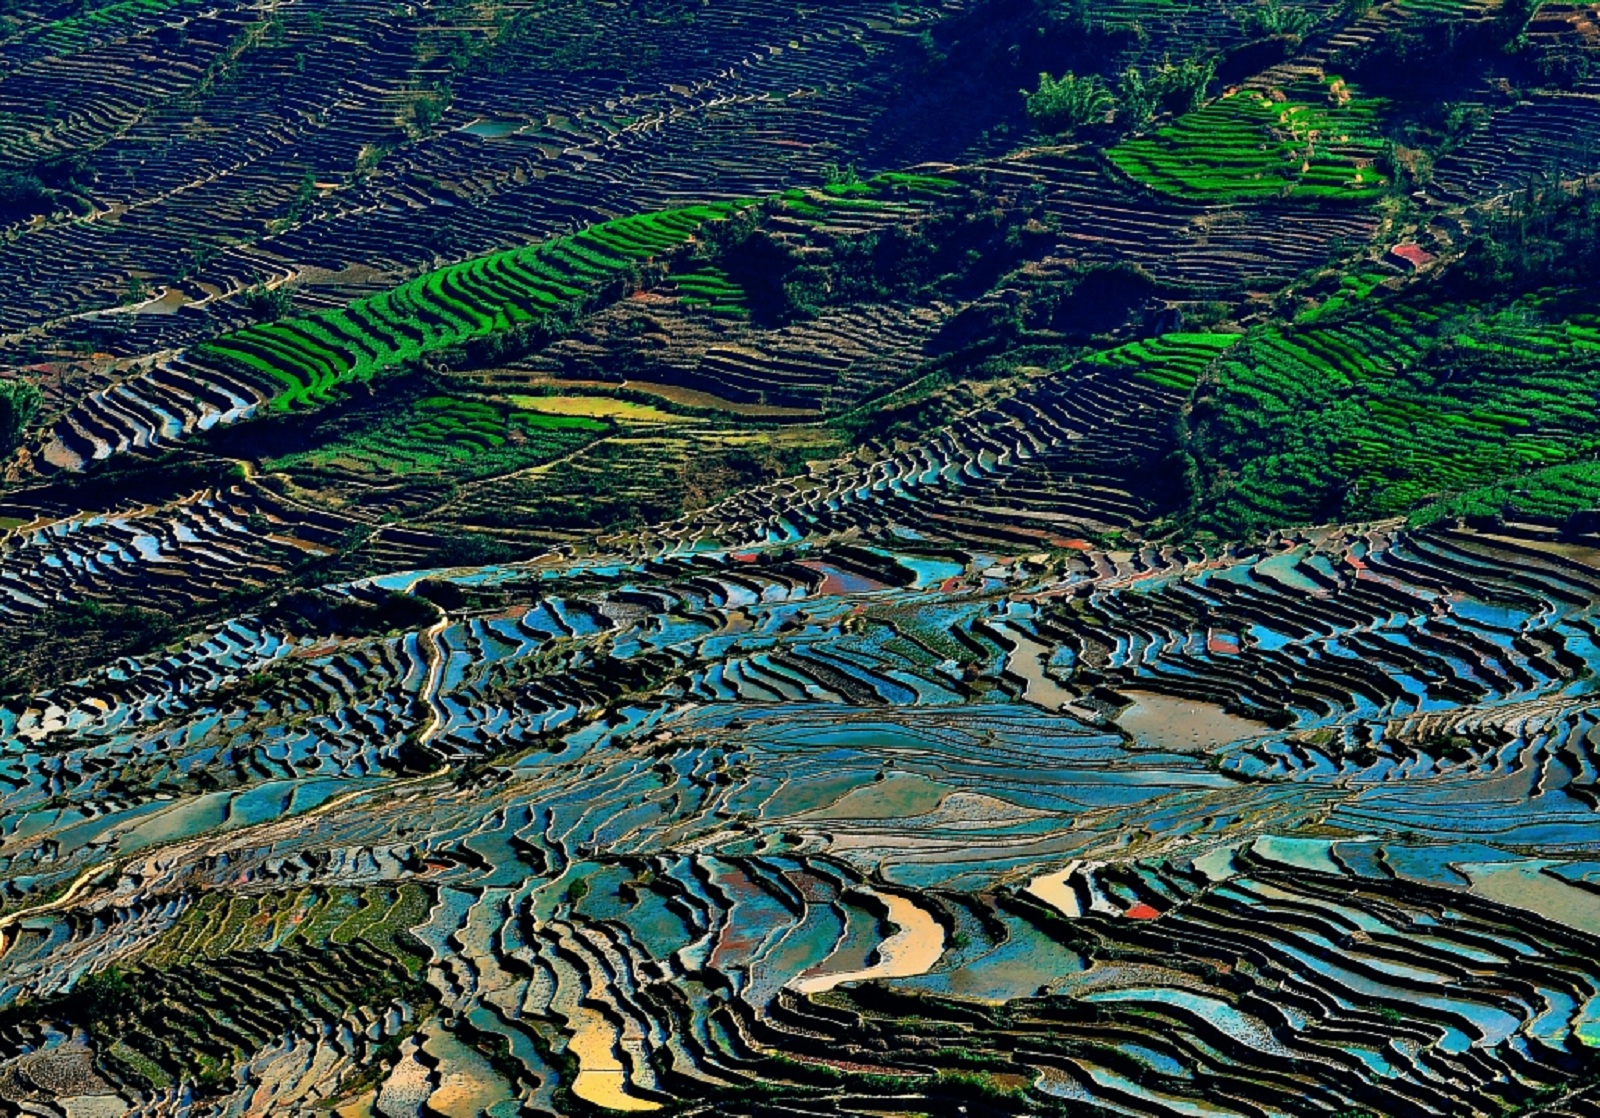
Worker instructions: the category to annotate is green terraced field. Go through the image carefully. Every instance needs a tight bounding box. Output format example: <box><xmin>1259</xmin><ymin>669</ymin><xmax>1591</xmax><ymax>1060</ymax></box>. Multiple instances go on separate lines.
<box><xmin>1107</xmin><ymin>81</ymin><xmax>1387</xmax><ymax>200</ymax></box>
<box><xmin>1413</xmin><ymin>459</ymin><xmax>1600</xmax><ymax>524</ymax></box>
<box><xmin>1083</xmin><ymin>331</ymin><xmax>1241</xmax><ymax>390</ymax></box>
<box><xmin>1191</xmin><ymin>290</ymin><xmax>1600</xmax><ymax>533</ymax></box>
<box><xmin>671</xmin><ymin>264</ymin><xmax>750</xmax><ymax>318</ymax></box>
<box><xmin>198</xmin><ymin>204</ymin><xmax>748</xmax><ymax>413</ymax></box>
<box><xmin>266</xmin><ymin>392</ymin><xmax>607</xmax><ymax>478</ymax></box>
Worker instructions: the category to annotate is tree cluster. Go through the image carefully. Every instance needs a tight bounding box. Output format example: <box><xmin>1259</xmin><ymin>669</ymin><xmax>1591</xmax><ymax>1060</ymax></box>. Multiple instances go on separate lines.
<box><xmin>0</xmin><ymin>155</ymin><xmax>95</xmax><ymax>221</ymax></box>
<box><xmin>1445</xmin><ymin>184</ymin><xmax>1600</xmax><ymax>296</ymax></box>
<box><xmin>0</xmin><ymin>378</ymin><xmax>41</xmax><ymax>459</ymax></box>
<box><xmin>1024</xmin><ymin>54</ymin><xmax>1217</xmax><ymax>135</ymax></box>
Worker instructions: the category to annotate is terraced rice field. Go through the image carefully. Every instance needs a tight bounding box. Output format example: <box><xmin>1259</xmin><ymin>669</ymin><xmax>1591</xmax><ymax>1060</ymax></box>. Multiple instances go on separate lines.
<box><xmin>1193</xmin><ymin>290</ymin><xmax>1600</xmax><ymax>533</ymax></box>
<box><xmin>197</xmin><ymin>205</ymin><xmax>747</xmax><ymax>413</ymax></box>
<box><xmin>6</xmin><ymin>517</ymin><xmax>1600</xmax><ymax>1114</ymax></box>
<box><xmin>5</xmin><ymin>0</ymin><xmax>1600</xmax><ymax>1111</ymax></box>
<box><xmin>267</xmin><ymin>394</ymin><xmax>609</xmax><ymax>478</ymax></box>
<box><xmin>1107</xmin><ymin>80</ymin><xmax>1388</xmax><ymax>200</ymax></box>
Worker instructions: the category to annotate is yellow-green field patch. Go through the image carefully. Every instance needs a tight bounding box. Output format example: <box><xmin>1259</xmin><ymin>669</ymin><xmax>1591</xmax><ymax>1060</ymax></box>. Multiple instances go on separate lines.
<box><xmin>509</xmin><ymin>395</ymin><xmax>696</xmax><ymax>423</ymax></box>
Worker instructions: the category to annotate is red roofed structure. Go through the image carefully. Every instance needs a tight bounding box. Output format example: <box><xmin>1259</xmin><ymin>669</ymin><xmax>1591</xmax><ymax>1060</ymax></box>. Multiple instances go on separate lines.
<box><xmin>1388</xmin><ymin>243</ymin><xmax>1436</xmax><ymax>272</ymax></box>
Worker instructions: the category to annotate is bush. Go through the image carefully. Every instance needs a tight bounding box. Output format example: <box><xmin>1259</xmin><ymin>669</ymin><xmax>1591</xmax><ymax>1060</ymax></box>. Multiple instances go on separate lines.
<box><xmin>0</xmin><ymin>171</ymin><xmax>47</xmax><ymax>216</ymax></box>
<box><xmin>1025</xmin><ymin>71</ymin><xmax>1114</xmax><ymax>134</ymax></box>
<box><xmin>0</xmin><ymin>378</ymin><xmax>41</xmax><ymax>457</ymax></box>
<box><xmin>1117</xmin><ymin>54</ymin><xmax>1217</xmax><ymax>126</ymax></box>
<box><xmin>1234</xmin><ymin>0</ymin><xmax>1317</xmax><ymax>40</ymax></box>
<box><xmin>239</xmin><ymin>283</ymin><xmax>296</xmax><ymax>322</ymax></box>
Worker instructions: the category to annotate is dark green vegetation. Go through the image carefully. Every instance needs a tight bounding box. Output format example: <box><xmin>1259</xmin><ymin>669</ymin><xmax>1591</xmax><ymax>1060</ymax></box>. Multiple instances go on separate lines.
<box><xmin>0</xmin><ymin>380</ymin><xmax>39</xmax><ymax>458</ymax></box>
<box><xmin>1025</xmin><ymin>70</ymin><xmax>1117</xmax><ymax>133</ymax></box>
<box><xmin>1187</xmin><ymin>190</ymin><xmax>1600</xmax><ymax>536</ymax></box>
<box><xmin>0</xmin><ymin>156</ymin><xmax>94</xmax><ymax>221</ymax></box>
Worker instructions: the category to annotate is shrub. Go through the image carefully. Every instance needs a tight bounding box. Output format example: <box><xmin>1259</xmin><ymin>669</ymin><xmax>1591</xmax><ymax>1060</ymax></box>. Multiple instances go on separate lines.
<box><xmin>1025</xmin><ymin>71</ymin><xmax>1115</xmax><ymax>134</ymax></box>
<box><xmin>1235</xmin><ymin>0</ymin><xmax>1318</xmax><ymax>39</ymax></box>
<box><xmin>0</xmin><ymin>378</ymin><xmax>40</xmax><ymax>457</ymax></box>
<box><xmin>1118</xmin><ymin>54</ymin><xmax>1217</xmax><ymax>126</ymax></box>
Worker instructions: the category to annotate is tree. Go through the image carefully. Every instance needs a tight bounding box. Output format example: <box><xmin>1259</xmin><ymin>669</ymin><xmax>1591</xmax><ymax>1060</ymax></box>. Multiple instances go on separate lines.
<box><xmin>239</xmin><ymin>282</ymin><xmax>296</xmax><ymax>322</ymax></box>
<box><xmin>1117</xmin><ymin>54</ymin><xmax>1216</xmax><ymax>127</ymax></box>
<box><xmin>822</xmin><ymin>162</ymin><xmax>860</xmax><ymax>186</ymax></box>
<box><xmin>0</xmin><ymin>379</ymin><xmax>41</xmax><ymax>458</ymax></box>
<box><xmin>1025</xmin><ymin>71</ymin><xmax>1115</xmax><ymax>134</ymax></box>
<box><xmin>1235</xmin><ymin>0</ymin><xmax>1316</xmax><ymax>39</ymax></box>
<box><xmin>0</xmin><ymin>171</ymin><xmax>47</xmax><ymax>219</ymax></box>
<box><xmin>409</xmin><ymin>91</ymin><xmax>450</xmax><ymax>136</ymax></box>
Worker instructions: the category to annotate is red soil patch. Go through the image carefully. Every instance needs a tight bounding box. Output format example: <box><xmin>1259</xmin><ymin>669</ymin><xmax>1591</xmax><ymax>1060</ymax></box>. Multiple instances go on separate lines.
<box><xmin>798</xmin><ymin>560</ymin><xmax>887</xmax><ymax>596</ymax></box>
<box><xmin>1207</xmin><ymin>631</ymin><xmax>1241</xmax><ymax>655</ymax></box>
<box><xmin>1388</xmin><ymin>243</ymin><xmax>1435</xmax><ymax>271</ymax></box>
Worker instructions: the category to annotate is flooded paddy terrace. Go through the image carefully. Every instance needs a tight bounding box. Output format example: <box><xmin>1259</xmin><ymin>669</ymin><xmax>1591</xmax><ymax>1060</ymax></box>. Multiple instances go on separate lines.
<box><xmin>3</xmin><ymin>524</ymin><xmax>1600</xmax><ymax>1114</ymax></box>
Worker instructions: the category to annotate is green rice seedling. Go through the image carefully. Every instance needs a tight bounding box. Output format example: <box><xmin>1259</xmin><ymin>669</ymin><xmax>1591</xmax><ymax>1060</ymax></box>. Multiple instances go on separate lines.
<box><xmin>1194</xmin><ymin>285</ymin><xmax>1600</xmax><ymax>532</ymax></box>
<box><xmin>1107</xmin><ymin>79</ymin><xmax>1386</xmax><ymax>202</ymax></box>
<box><xmin>1086</xmin><ymin>332</ymin><xmax>1241</xmax><ymax>391</ymax></box>
<box><xmin>198</xmin><ymin>202</ymin><xmax>749</xmax><ymax>414</ymax></box>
